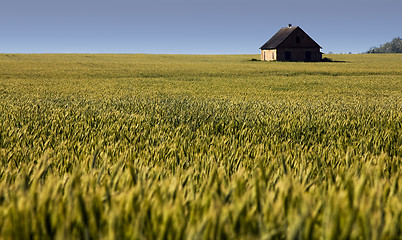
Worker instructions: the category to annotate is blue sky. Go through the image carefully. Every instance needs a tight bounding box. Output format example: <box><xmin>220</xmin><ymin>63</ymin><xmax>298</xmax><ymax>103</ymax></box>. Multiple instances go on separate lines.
<box><xmin>1</xmin><ymin>0</ymin><xmax>401</xmax><ymax>54</ymax></box>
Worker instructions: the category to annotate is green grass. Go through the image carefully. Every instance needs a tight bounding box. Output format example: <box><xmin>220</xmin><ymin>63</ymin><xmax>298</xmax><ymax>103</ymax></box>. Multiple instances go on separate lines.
<box><xmin>0</xmin><ymin>53</ymin><xmax>401</xmax><ymax>239</ymax></box>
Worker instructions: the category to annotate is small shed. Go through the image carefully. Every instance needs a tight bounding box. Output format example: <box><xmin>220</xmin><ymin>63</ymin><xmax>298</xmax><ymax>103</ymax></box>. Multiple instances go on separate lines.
<box><xmin>260</xmin><ymin>25</ymin><xmax>322</xmax><ymax>61</ymax></box>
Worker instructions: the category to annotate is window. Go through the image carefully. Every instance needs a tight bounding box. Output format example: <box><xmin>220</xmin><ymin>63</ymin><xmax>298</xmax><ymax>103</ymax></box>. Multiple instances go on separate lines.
<box><xmin>296</xmin><ymin>37</ymin><xmax>300</xmax><ymax>44</ymax></box>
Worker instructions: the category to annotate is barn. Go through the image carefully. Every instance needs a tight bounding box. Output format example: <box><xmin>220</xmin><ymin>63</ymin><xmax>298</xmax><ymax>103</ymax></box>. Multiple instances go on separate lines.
<box><xmin>260</xmin><ymin>25</ymin><xmax>322</xmax><ymax>62</ymax></box>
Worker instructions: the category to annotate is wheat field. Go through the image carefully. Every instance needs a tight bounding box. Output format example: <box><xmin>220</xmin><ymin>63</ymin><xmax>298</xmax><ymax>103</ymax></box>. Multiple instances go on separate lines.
<box><xmin>0</xmin><ymin>53</ymin><xmax>401</xmax><ymax>239</ymax></box>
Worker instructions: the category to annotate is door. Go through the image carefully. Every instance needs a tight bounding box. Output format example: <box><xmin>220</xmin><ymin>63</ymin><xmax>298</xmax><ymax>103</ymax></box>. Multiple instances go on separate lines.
<box><xmin>285</xmin><ymin>51</ymin><xmax>291</xmax><ymax>61</ymax></box>
<box><xmin>305</xmin><ymin>51</ymin><xmax>312</xmax><ymax>61</ymax></box>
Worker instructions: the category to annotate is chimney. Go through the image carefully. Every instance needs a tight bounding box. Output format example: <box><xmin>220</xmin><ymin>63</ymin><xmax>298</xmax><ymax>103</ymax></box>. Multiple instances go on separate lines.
<box><xmin>288</xmin><ymin>24</ymin><xmax>292</xmax><ymax>28</ymax></box>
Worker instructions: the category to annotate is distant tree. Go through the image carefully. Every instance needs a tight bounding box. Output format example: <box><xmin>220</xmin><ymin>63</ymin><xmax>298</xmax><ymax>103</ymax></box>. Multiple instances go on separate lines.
<box><xmin>367</xmin><ymin>37</ymin><xmax>402</xmax><ymax>53</ymax></box>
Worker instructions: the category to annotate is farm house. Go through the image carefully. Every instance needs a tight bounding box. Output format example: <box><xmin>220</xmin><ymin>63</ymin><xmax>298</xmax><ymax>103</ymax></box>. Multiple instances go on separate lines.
<box><xmin>260</xmin><ymin>25</ymin><xmax>322</xmax><ymax>61</ymax></box>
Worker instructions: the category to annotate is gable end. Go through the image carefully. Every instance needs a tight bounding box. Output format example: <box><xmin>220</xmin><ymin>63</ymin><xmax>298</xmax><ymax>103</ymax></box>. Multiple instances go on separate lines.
<box><xmin>260</xmin><ymin>26</ymin><xmax>321</xmax><ymax>50</ymax></box>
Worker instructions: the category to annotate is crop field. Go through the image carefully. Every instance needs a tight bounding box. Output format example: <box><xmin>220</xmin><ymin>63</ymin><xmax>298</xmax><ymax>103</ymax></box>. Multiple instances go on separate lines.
<box><xmin>0</xmin><ymin>53</ymin><xmax>401</xmax><ymax>239</ymax></box>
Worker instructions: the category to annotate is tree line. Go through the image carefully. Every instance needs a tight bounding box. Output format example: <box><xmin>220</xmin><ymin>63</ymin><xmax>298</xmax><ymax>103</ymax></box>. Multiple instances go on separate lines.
<box><xmin>367</xmin><ymin>37</ymin><xmax>402</xmax><ymax>53</ymax></box>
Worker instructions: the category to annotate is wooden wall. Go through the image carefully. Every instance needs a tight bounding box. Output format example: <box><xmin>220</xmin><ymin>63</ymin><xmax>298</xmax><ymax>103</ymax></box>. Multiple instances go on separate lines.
<box><xmin>261</xmin><ymin>49</ymin><xmax>277</xmax><ymax>61</ymax></box>
<box><xmin>277</xmin><ymin>48</ymin><xmax>322</xmax><ymax>62</ymax></box>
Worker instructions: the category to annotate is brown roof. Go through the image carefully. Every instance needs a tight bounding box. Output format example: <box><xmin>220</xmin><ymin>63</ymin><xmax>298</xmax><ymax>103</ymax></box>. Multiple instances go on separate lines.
<box><xmin>260</xmin><ymin>26</ymin><xmax>321</xmax><ymax>49</ymax></box>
